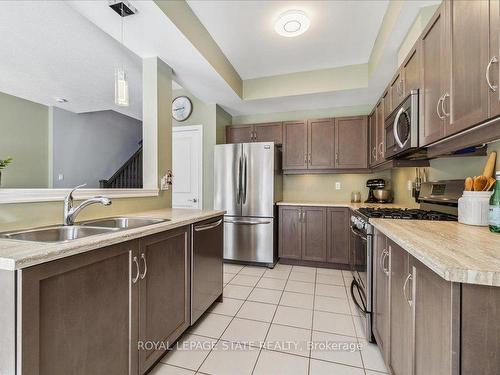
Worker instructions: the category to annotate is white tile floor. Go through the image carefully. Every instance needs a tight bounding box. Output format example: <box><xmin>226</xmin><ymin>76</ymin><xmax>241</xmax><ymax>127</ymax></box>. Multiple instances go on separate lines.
<box><xmin>152</xmin><ymin>262</ymin><xmax>389</xmax><ymax>375</ymax></box>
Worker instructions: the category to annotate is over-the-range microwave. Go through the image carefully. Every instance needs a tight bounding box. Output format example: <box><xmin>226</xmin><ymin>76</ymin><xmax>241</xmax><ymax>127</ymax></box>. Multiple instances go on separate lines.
<box><xmin>384</xmin><ymin>89</ymin><xmax>419</xmax><ymax>159</ymax></box>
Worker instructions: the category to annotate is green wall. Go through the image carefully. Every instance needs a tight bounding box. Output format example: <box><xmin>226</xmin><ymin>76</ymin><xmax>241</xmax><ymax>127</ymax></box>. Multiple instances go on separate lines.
<box><xmin>172</xmin><ymin>88</ymin><xmax>217</xmax><ymax>209</ymax></box>
<box><xmin>0</xmin><ymin>91</ymin><xmax>49</xmax><ymax>188</ymax></box>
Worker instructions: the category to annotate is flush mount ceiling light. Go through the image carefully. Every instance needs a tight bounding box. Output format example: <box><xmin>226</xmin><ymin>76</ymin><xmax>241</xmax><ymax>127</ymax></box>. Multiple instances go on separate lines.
<box><xmin>274</xmin><ymin>10</ymin><xmax>310</xmax><ymax>37</ymax></box>
<box><xmin>54</xmin><ymin>97</ymin><xmax>68</xmax><ymax>103</ymax></box>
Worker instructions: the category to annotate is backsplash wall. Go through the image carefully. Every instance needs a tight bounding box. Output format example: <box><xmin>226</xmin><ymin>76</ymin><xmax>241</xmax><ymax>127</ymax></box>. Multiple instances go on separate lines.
<box><xmin>282</xmin><ymin>171</ymin><xmax>392</xmax><ymax>203</ymax></box>
<box><xmin>392</xmin><ymin>141</ymin><xmax>500</xmax><ymax>205</ymax></box>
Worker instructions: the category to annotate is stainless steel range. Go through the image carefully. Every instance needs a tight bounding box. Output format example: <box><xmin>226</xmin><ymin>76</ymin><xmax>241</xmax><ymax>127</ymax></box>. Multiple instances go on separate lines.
<box><xmin>349</xmin><ymin>179</ymin><xmax>463</xmax><ymax>342</ymax></box>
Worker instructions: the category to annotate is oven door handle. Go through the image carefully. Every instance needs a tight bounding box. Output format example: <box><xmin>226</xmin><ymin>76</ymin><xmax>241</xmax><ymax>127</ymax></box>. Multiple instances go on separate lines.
<box><xmin>350</xmin><ymin>226</ymin><xmax>367</xmax><ymax>241</ymax></box>
<box><xmin>350</xmin><ymin>279</ymin><xmax>367</xmax><ymax>314</ymax></box>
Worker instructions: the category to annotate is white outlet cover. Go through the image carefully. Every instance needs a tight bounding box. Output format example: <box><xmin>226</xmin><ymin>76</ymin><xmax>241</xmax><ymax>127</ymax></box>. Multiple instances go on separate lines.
<box><xmin>335</xmin><ymin>182</ymin><xmax>341</xmax><ymax>190</ymax></box>
<box><xmin>58</xmin><ymin>173</ymin><xmax>64</xmax><ymax>181</ymax></box>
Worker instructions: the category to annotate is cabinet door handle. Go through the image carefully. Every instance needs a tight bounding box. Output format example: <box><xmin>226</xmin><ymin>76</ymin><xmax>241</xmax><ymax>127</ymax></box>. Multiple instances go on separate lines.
<box><xmin>379</xmin><ymin>142</ymin><xmax>384</xmax><ymax>157</ymax></box>
<box><xmin>441</xmin><ymin>93</ymin><xmax>450</xmax><ymax>118</ymax></box>
<box><xmin>403</xmin><ymin>273</ymin><xmax>413</xmax><ymax>307</ymax></box>
<box><xmin>372</xmin><ymin>146</ymin><xmax>377</xmax><ymax>159</ymax></box>
<box><xmin>486</xmin><ymin>56</ymin><xmax>498</xmax><ymax>92</ymax></box>
<box><xmin>304</xmin><ymin>153</ymin><xmax>308</xmax><ymax>164</ymax></box>
<box><xmin>379</xmin><ymin>250</ymin><xmax>386</xmax><ymax>272</ymax></box>
<box><xmin>140</xmin><ymin>253</ymin><xmax>148</xmax><ymax>280</ymax></box>
<box><xmin>132</xmin><ymin>256</ymin><xmax>140</xmax><ymax>284</ymax></box>
<box><xmin>383</xmin><ymin>250</ymin><xmax>390</xmax><ymax>276</ymax></box>
<box><xmin>436</xmin><ymin>95</ymin><xmax>445</xmax><ymax>120</ymax></box>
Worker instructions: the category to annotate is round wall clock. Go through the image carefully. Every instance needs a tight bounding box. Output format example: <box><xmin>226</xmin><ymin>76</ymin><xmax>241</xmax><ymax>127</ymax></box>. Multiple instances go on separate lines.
<box><xmin>172</xmin><ymin>96</ymin><xmax>193</xmax><ymax>122</ymax></box>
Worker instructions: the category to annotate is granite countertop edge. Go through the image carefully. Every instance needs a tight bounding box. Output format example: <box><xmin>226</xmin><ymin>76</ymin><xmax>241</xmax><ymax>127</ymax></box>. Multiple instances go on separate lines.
<box><xmin>0</xmin><ymin>209</ymin><xmax>225</xmax><ymax>271</ymax></box>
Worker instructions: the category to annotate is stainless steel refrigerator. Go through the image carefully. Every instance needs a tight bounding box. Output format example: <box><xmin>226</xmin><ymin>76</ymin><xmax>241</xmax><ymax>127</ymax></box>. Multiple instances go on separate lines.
<box><xmin>214</xmin><ymin>142</ymin><xmax>282</xmax><ymax>266</ymax></box>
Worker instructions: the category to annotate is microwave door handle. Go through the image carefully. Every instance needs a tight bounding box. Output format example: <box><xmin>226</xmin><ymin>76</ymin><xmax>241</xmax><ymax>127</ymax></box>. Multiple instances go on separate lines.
<box><xmin>393</xmin><ymin>107</ymin><xmax>405</xmax><ymax>148</ymax></box>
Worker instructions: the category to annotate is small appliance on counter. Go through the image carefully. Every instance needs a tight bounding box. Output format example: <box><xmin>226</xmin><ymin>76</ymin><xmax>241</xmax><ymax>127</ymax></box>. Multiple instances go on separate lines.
<box><xmin>365</xmin><ymin>179</ymin><xmax>392</xmax><ymax>203</ymax></box>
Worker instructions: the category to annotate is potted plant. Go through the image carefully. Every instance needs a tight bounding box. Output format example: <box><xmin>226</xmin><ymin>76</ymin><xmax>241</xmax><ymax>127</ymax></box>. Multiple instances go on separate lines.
<box><xmin>0</xmin><ymin>157</ymin><xmax>13</xmax><ymax>187</ymax></box>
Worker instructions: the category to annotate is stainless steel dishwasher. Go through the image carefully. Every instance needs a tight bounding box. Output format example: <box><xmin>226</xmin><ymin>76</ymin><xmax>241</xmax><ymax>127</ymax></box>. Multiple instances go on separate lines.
<box><xmin>191</xmin><ymin>216</ymin><xmax>224</xmax><ymax>324</ymax></box>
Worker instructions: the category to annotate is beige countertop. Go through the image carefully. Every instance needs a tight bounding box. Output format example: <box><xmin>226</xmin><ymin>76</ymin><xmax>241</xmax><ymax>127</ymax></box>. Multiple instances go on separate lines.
<box><xmin>371</xmin><ymin>219</ymin><xmax>500</xmax><ymax>287</ymax></box>
<box><xmin>277</xmin><ymin>201</ymin><xmax>418</xmax><ymax>209</ymax></box>
<box><xmin>0</xmin><ymin>208</ymin><xmax>225</xmax><ymax>271</ymax></box>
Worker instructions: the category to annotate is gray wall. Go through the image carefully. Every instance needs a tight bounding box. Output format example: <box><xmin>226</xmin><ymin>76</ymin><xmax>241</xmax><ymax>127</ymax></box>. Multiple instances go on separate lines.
<box><xmin>52</xmin><ymin>108</ymin><xmax>142</xmax><ymax>188</ymax></box>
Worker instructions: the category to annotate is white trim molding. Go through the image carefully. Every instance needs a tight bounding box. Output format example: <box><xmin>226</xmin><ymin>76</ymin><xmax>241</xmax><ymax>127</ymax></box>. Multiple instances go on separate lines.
<box><xmin>0</xmin><ymin>188</ymin><xmax>159</xmax><ymax>205</ymax></box>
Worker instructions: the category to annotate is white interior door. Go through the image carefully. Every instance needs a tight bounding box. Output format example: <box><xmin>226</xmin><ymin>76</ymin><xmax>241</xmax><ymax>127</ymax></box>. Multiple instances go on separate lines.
<box><xmin>172</xmin><ymin>125</ymin><xmax>202</xmax><ymax>209</ymax></box>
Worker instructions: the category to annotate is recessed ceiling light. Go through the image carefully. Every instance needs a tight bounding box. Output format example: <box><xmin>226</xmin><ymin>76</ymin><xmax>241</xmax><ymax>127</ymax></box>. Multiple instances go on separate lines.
<box><xmin>274</xmin><ymin>10</ymin><xmax>310</xmax><ymax>37</ymax></box>
<box><xmin>54</xmin><ymin>97</ymin><xmax>68</xmax><ymax>103</ymax></box>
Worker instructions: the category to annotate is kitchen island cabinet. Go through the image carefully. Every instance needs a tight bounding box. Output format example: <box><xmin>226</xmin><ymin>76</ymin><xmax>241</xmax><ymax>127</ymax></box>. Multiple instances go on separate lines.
<box><xmin>0</xmin><ymin>209</ymin><xmax>225</xmax><ymax>375</ymax></box>
<box><xmin>21</xmin><ymin>226</ymin><xmax>191</xmax><ymax>375</ymax></box>
<box><xmin>372</xmin><ymin>225</ymin><xmax>497</xmax><ymax>375</ymax></box>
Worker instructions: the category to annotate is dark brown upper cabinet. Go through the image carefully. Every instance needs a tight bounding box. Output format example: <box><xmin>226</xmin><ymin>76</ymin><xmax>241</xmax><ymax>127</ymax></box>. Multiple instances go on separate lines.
<box><xmin>335</xmin><ymin>116</ymin><xmax>368</xmax><ymax>169</ymax></box>
<box><xmin>390</xmin><ymin>71</ymin><xmax>405</xmax><ymax>110</ymax></box>
<box><xmin>326</xmin><ymin>207</ymin><xmax>350</xmax><ymax>265</ymax></box>
<box><xmin>419</xmin><ymin>5</ymin><xmax>447</xmax><ymax>146</ymax></box>
<box><xmin>226</xmin><ymin>125</ymin><xmax>253</xmax><ymax>144</ymax></box>
<box><xmin>308</xmin><ymin>118</ymin><xmax>335</xmax><ymax>169</ymax></box>
<box><xmin>489</xmin><ymin>0</ymin><xmax>500</xmax><ymax>117</ymax></box>
<box><xmin>254</xmin><ymin>122</ymin><xmax>283</xmax><ymax>144</ymax></box>
<box><xmin>369</xmin><ymin>110</ymin><xmax>378</xmax><ymax>166</ymax></box>
<box><xmin>403</xmin><ymin>44</ymin><xmax>420</xmax><ymax>97</ymax></box>
<box><xmin>445</xmin><ymin>0</ymin><xmax>490</xmax><ymax>137</ymax></box>
<box><xmin>283</xmin><ymin>116</ymin><xmax>368</xmax><ymax>172</ymax></box>
<box><xmin>283</xmin><ymin>120</ymin><xmax>308</xmax><ymax>170</ymax></box>
<box><xmin>377</xmin><ymin>95</ymin><xmax>386</xmax><ymax>163</ymax></box>
<box><xmin>226</xmin><ymin>122</ymin><xmax>283</xmax><ymax>144</ymax></box>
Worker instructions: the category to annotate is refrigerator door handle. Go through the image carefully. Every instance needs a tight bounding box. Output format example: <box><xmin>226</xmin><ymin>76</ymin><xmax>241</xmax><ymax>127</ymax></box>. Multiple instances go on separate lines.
<box><xmin>236</xmin><ymin>155</ymin><xmax>242</xmax><ymax>204</ymax></box>
<box><xmin>242</xmin><ymin>154</ymin><xmax>248</xmax><ymax>204</ymax></box>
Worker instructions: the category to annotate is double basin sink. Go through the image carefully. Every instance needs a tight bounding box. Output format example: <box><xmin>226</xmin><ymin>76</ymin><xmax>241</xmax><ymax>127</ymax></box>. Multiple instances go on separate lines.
<box><xmin>0</xmin><ymin>217</ymin><xmax>169</xmax><ymax>243</ymax></box>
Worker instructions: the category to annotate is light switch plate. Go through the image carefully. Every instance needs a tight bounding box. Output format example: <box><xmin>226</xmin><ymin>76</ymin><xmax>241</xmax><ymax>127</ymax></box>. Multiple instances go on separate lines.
<box><xmin>335</xmin><ymin>182</ymin><xmax>341</xmax><ymax>190</ymax></box>
<box><xmin>58</xmin><ymin>173</ymin><xmax>64</xmax><ymax>181</ymax></box>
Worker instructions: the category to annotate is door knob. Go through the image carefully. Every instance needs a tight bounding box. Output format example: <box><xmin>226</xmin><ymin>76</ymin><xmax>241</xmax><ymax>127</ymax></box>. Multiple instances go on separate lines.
<box><xmin>188</xmin><ymin>198</ymin><xmax>198</xmax><ymax>203</ymax></box>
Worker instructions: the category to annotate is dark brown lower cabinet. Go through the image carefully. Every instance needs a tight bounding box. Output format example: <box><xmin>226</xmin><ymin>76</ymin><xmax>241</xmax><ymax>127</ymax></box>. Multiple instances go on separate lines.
<box><xmin>326</xmin><ymin>208</ymin><xmax>350</xmax><ymax>265</ymax></box>
<box><xmin>279</xmin><ymin>205</ymin><xmax>349</xmax><ymax>267</ymax></box>
<box><xmin>388</xmin><ymin>240</ymin><xmax>413</xmax><ymax>375</ymax></box>
<box><xmin>461</xmin><ymin>284</ymin><xmax>500</xmax><ymax>375</ymax></box>
<box><xmin>411</xmin><ymin>256</ymin><xmax>460</xmax><ymax>375</ymax></box>
<box><xmin>278</xmin><ymin>205</ymin><xmax>302</xmax><ymax>260</ymax></box>
<box><xmin>372</xmin><ymin>229</ymin><xmax>390</xmax><ymax>364</ymax></box>
<box><xmin>374</xmin><ymin>233</ymin><xmax>463</xmax><ymax>375</ymax></box>
<box><xmin>138</xmin><ymin>227</ymin><xmax>190</xmax><ymax>373</ymax></box>
<box><xmin>301</xmin><ymin>207</ymin><xmax>327</xmax><ymax>261</ymax></box>
<box><xmin>21</xmin><ymin>241</ymin><xmax>140</xmax><ymax>375</ymax></box>
<box><xmin>21</xmin><ymin>226</ymin><xmax>191</xmax><ymax>375</ymax></box>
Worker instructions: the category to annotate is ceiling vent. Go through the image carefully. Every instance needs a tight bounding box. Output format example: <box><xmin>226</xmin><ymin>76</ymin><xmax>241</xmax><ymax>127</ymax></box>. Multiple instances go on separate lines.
<box><xmin>108</xmin><ymin>1</ymin><xmax>137</xmax><ymax>17</ymax></box>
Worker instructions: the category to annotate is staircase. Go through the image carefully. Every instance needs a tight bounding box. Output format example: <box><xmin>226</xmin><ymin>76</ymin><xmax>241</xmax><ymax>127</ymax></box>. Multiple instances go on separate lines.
<box><xmin>99</xmin><ymin>146</ymin><xmax>143</xmax><ymax>188</ymax></box>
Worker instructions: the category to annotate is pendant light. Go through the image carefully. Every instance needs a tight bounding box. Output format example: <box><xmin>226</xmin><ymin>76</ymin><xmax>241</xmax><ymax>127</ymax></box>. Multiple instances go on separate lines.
<box><xmin>112</xmin><ymin>1</ymin><xmax>135</xmax><ymax>107</ymax></box>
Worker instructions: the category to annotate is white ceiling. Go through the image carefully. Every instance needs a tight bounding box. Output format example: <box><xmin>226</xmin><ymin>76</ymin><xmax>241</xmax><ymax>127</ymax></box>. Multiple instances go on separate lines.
<box><xmin>187</xmin><ymin>0</ymin><xmax>389</xmax><ymax>79</ymax></box>
<box><xmin>7</xmin><ymin>0</ymin><xmax>442</xmax><ymax>118</ymax></box>
<box><xmin>0</xmin><ymin>1</ymin><xmax>142</xmax><ymax>119</ymax></box>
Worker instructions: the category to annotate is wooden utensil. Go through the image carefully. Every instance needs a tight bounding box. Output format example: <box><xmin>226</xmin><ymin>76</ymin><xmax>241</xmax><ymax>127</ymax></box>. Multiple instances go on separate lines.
<box><xmin>483</xmin><ymin>151</ymin><xmax>497</xmax><ymax>179</ymax></box>
<box><xmin>465</xmin><ymin>177</ymin><xmax>474</xmax><ymax>191</ymax></box>
<box><xmin>486</xmin><ymin>176</ymin><xmax>496</xmax><ymax>191</ymax></box>
<box><xmin>473</xmin><ymin>175</ymin><xmax>488</xmax><ymax>192</ymax></box>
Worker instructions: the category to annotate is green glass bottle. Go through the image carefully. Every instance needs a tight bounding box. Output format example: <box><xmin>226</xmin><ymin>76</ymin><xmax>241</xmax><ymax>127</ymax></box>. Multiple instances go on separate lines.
<box><xmin>489</xmin><ymin>171</ymin><xmax>500</xmax><ymax>233</ymax></box>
